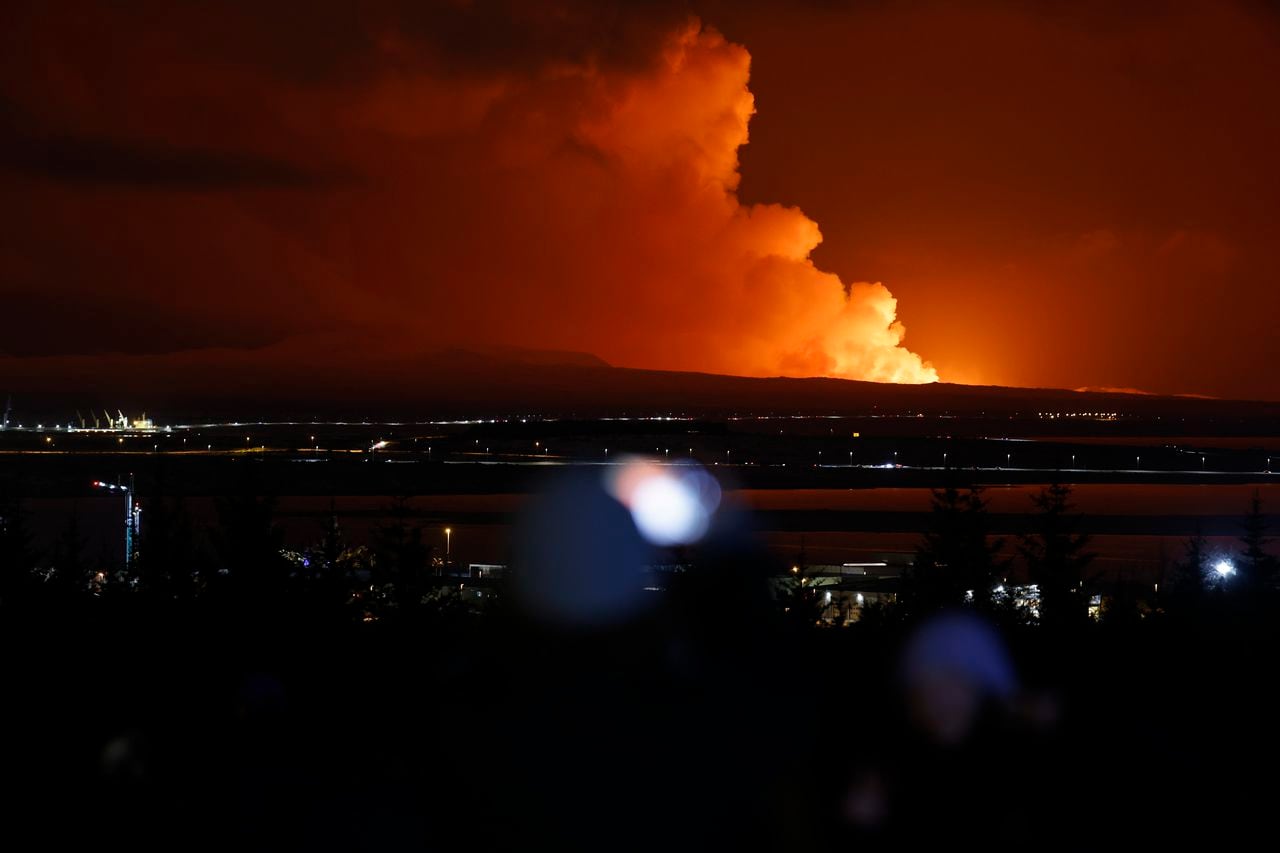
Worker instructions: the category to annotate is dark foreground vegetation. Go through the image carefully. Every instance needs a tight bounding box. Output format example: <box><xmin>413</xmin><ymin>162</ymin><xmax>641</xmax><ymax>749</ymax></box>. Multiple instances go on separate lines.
<box><xmin>1</xmin><ymin>475</ymin><xmax>1278</xmax><ymax>850</ymax></box>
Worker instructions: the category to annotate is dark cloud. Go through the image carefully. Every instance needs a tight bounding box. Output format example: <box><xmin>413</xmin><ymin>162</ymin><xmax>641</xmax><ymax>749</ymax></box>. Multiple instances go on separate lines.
<box><xmin>1</xmin><ymin>1</ymin><xmax>698</xmax><ymax>87</ymax></box>
<box><xmin>390</xmin><ymin>0</ymin><xmax>698</xmax><ymax>75</ymax></box>
<box><xmin>0</xmin><ymin>113</ymin><xmax>334</xmax><ymax>189</ymax></box>
<box><xmin>0</xmin><ymin>290</ymin><xmax>288</xmax><ymax>357</ymax></box>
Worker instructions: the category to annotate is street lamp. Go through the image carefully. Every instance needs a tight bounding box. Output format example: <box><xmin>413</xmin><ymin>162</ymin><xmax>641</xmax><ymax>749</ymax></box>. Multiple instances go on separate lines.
<box><xmin>1214</xmin><ymin>559</ymin><xmax>1235</xmax><ymax>579</ymax></box>
<box><xmin>445</xmin><ymin>527</ymin><xmax>452</xmax><ymax>561</ymax></box>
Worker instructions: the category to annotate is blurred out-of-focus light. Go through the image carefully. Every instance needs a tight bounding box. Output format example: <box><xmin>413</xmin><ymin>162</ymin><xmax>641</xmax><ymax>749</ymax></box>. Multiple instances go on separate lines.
<box><xmin>513</xmin><ymin>470</ymin><xmax>651</xmax><ymax>628</ymax></box>
<box><xmin>1214</xmin><ymin>559</ymin><xmax>1235</xmax><ymax>578</ymax></box>
<box><xmin>605</xmin><ymin>457</ymin><xmax>721</xmax><ymax>546</ymax></box>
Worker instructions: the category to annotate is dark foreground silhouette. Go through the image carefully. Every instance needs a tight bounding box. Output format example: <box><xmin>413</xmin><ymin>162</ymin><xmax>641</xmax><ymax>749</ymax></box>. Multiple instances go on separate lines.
<box><xmin>1</xmin><ymin>476</ymin><xmax>1277</xmax><ymax>850</ymax></box>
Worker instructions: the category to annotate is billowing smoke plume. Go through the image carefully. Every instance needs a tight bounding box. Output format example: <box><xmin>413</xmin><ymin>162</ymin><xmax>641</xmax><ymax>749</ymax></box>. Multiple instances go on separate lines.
<box><xmin>366</xmin><ymin>21</ymin><xmax>937</xmax><ymax>382</ymax></box>
<box><xmin>585</xmin><ymin>24</ymin><xmax>938</xmax><ymax>382</ymax></box>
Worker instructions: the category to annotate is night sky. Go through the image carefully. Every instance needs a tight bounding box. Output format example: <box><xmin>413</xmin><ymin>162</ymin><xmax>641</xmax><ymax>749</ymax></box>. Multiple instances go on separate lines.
<box><xmin>3</xmin><ymin>1</ymin><xmax>1278</xmax><ymax>398</ymax></box>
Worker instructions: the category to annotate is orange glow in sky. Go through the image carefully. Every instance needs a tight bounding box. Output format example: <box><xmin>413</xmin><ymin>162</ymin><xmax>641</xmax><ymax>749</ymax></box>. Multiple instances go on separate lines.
<box><xmin>4</xmin><ymin>2</ymin><xmax>1280</xmax><ymax>398</ymax></box>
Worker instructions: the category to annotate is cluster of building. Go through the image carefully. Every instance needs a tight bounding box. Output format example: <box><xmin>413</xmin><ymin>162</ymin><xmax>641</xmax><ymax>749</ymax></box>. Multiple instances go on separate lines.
<box><xmin>0</xmin><ymin>402</ymin><xmax>166</xmax><ymax>433</ymax></box>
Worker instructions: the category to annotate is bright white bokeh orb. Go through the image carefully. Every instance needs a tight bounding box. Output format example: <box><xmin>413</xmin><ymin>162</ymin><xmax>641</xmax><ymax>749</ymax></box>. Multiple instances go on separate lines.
<box><xmin>606</xmin><ymin>458</ymin><xmax>721</xmax><ymax>546</ymax></box>
<box><xmin>630</xmin><ymin>474</ymin><xmax>705</xmax><ymax>545</ymax></box>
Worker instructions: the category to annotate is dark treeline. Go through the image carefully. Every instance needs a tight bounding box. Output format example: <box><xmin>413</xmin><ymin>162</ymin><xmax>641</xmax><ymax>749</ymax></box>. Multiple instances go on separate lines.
<box><xmin>0</xmin><ymin>474</ymin><xmax>1278</xmax><ymax>849</ymax></box>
